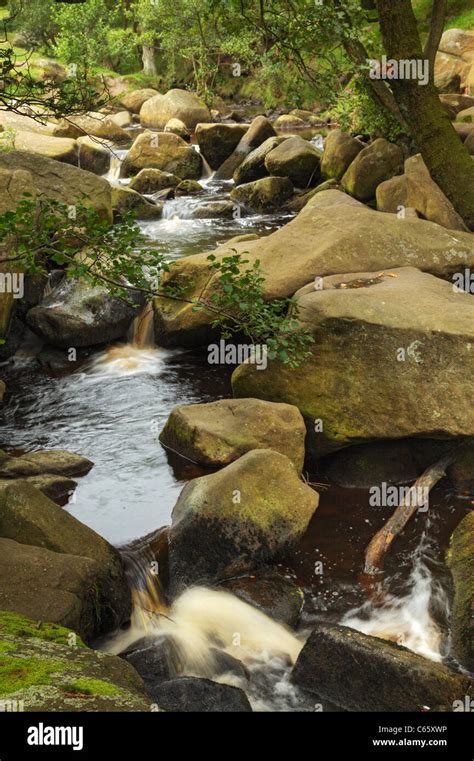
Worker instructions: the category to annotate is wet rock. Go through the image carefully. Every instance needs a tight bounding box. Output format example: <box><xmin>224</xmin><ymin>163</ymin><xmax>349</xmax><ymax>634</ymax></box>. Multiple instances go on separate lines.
<box><xmin>0</xmin><ymin>450</ymin><xmax>93</xmax><ymax>478</ymax></box>
<box><xmin>320</xmin><ymin>129</ymin><xmax>364</xmax><ymax>181</ymax></box>
<box><xmin>233</xmin><ymin>135</ymin><xmax>286</xmax><ymax>185</ymax></box>
<box><xmin>53</xmin><ymin>113</ymin><xmax>131</xmax><ymax>144</ymax></box>
<box><xmin>214</xmin><ymin>116</ymin><xmax>276</xmax><ymax>180</ymax></box>
<box><xmin>152</xmin><ymin>190</ymin><xmax>474</xmax><ymax>347</ymax></box>
<box><xmin>0</xmin><ymin>610</ymin><xmax>151</xmax><ymax>710</ymax></box>
<box><xmin>265</xmin><ymin>136</ymin><xmax>322</xmax><ymax>188</ymax></box>
<box><xmin>111</xmin><ymin>186</ymin><xmax>162</xmax><ymax>221</ymax></box>
<box><xmin>221</xmin><ymin>571</ymin><xmax>304</xmax><ymax>627</ymax></box>
<box><xmin>122</xmin><ymin>636</ymin><xmax>178</xmax><ymax>685</ymax></box>
<box><xmin>119</xmin><ymin>88</ymin><xmax>159</xmax><ymax>114</ymax></box>
<box><xmin>159</xmin><ymin>398</ymin><xmax>306</xmax><ymax>471</ymax></box>
<box><xmin>190</xmin><ymin>200</ymin><xmax>237</xmax><ymax>219</ymax></box>
<box><xmin>140</xmin><ymin>89</ymin><xmax>211</xmax><ymax>130</ymax></box>
<box><xmin>12</xmin><ymin>131</ymin><xmax>78</xmax><ymax>166</ymax></box>
<box><xmin>232</xmin><ymin>267</ymin><xmax>474</xmax><ymax>456</ymax></box>
<box><xmin>292</xmin><ymin>624</ymin><xmax>474</xmax><ymax>712</ymax></box>
<box><xmin>0</xmin><ymin>151</ymin><xmax>112</xmax><ymax>221</ymax></box>
<box><xmin>341</xmin><ymin>138</ymin><xmax>404</xmax><ymax>202</ymax></box>
<box><xmin>129</xmin><ymin>168</ymin><xmax>181</xmax><ymax>193</ymax></box>
<box><xmin>320</xmin><ymin>440</ymin><xmax>421</xmax><ymax>488</ymax></box>
<box><xmin>0</xmin><ymin>481</ymin><xmax>130</xmax><ymax>634</ymax></box>
<box><xmin>230</xmin><ymin>176</ymin><xmax>293</xmax><ymax>212</ymax></box>
<box><xmin>168</xmin><ymin>449</ymin><xmax>318</xmax><ymax>592</ymax></box>
<box><xmin>175</xmin><ymin>179</ymin><xmax>203</xmax><ymax>196</ymax></box>
<box><xmin>27</xmin><ymin>277</ymin><xmax>143</xmax><ymax>348</ymax></box>
<box><xmin>164</xmin><ymin>117</ymin><xmax>189</xmax><ymax>140</ymax></box>
<box><xmin>77</xmin><ymin>135</ymin><xmax>113</xmax><ymax>175</ymax></box>
<box><xmin>446</xmin><ymin>512</ymin><xmax>474</xmax><ymax>671</ymax></box>
<box><xmin>121</xmin><ymin>130</ymin><xmax>202</xmax><ymax>179</ymax></box>
<box><xmin>195</xmin><ymin>123</ymin><xmax>248</xmax><ymax>170</ymax></box>
<box><xmin>149</xmin><ymin>676</ymin><xmax>251</xmax><ymax>712</ymax></box>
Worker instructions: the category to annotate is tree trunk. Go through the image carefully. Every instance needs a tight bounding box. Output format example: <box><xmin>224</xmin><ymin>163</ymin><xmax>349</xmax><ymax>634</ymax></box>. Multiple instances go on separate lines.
<box><xmin>142</xmin><ymin>45</ymin><xmax>157</xmax><ymax>77</ymax></box>
<box><xmin>424</xmin><ymin>0</ymin><xmax>447</xmax><ymax>81</ymax></box>
<box><xmin>376</xmin><ymin>0</ymin><xmax>474</xmax><ymax>230</ymax></box>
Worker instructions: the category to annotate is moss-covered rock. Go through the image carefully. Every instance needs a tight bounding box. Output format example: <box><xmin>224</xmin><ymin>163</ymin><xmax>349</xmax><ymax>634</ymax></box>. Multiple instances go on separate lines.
<box><xmin>265</xmin><ymin>136</ymin><xmax>322</xmax><ymax>188</ymax></box>
<box><xmin>159</xmin><ymin>398</ymin><xmax>306</xmax><ymax>471</ymax></box>
<box><xmin>446</xmin><ymin>512</ymin><xmax>474</xmax><ymax>672</ymax></box>
<box><xmin>195</xmin><ymin>123</ymin><xmax>248</xmax><ymax>171</ymax></box>
<box><xmin>320</xmin><ymin>129</ymin><xmax>364</xmax><ymax>181</ymax></box>
<box><xmin>77</xmin><ymin>136</ymin><xmax>113</xmax><ymax>176</ymax></box>
<box><xmin>112</xmin><ymin>186</ymin><xmax>162</xmax><ymax>221</ymax></box>
<box><xmin>168</xmin><ymin>449</ymin><xmax>318</xmax><ymax>593</ymax></box>
<box><xmin>292</xmin><ymin>624</ymin><xmax>474</xmax><ymax>712</ymax></box>
<box><xmin>129</xmin><ymin>168</ymin><xmax>180</xmax><ymax>194</ymax></box>
<box><xmin>230</xmin><ymin>175</ymin><xmax>293</xmax><ymax>212</ymax></box>
<box><xmin>214</xmin><ymin>116</ymin><xmax>276</xmax><ymax>181</ymax></box>
<box><xmin>233</xmin><ymin>135</ymin><xmax>286</xmax><ymax>185</ymax></box>
<box><xmin>0</xmin><ymin>449</ymin><xmax>93</xmax><ymax>478</ymax></box>
<box><xmin>341</xmin><ymin>138</ymin><xmax>404</xmax><ymax>202</ymax></box>
<box><xmin>0</xmin><ymin>611</ymin><xmax>151</xmax><ymax>710</ymax></box>
<box><xmin>121</xmin><ymin>130</ymin><xmax>202</xmax><ymax>179</ymax></box>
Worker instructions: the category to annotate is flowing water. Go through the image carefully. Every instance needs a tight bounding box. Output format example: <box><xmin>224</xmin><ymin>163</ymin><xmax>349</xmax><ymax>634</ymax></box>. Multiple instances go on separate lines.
<box><xmin>0</xmin><ymin>130</ymin><xmax>470</xmax><ymax>710</ymax></box>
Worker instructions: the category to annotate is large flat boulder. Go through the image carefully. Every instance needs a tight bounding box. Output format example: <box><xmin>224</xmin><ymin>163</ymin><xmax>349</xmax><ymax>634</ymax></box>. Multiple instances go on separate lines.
<box><xmin>27</xmin><ymin>277</ymin><xmax>143</xmax><ymax>348</ymax></box>
<box><xmin>121</xmin><ymin>130</ymin><xmax>202</xmax><ymax>179</ymax></box>
<box><xmin>292</xmin><ymin>624</ymin><xmax>474</xmax><ymax>711</ymax></box>
<box><xmin>0</xmin><ymin>610</ymin><xmax>151</xmax><ymax>710</ymax></box>
<box><xmin>0</xmin><ymin>481</ymin><xmax>130</xmax><ymax>634</ymax></box>
<box><xmin>12</xmin><ymin>131</ymin><xmax>78</xmax><ymax>165</ymax></box>
<box><xmin>232</xmin><ymin>267</ymin><xmax>474</xmax><ymax>456</ymax></box>
<box><xmin>53</xmin><ymin>113</ymin><xmax>130</xmax><ymax>143</ymax></box>
<box><xmin>195</xmin><ymin>123</ymin><xmax>248</xmax><ymax>170</ymax></box>
<box><xmin>159</xmin><ymin>398</ymin><xmax>306</xmax><ymax>471</ymax></box>
<box><xmin>446</xmin><ymin>512</ymin><xmax>474</xmax><ymax>672</ymax></box>
<box><xmin>140</xmin><ymin>89</ymin><xmax>211</xmax><ymax>130</ymax></box>
<box><xmin>153</xmin><ymin>190</ymin><xmax>474</xmax><ymax>346</ymax></box>
<box><xmin>0</xmin><ymin>151</ymin><xmax>112</xmax><ymax>221</ymax></box>
<box><xmin>168</xmin><ymin>449</ymin><xmax>318</xmax><ymax>593</ymax></box>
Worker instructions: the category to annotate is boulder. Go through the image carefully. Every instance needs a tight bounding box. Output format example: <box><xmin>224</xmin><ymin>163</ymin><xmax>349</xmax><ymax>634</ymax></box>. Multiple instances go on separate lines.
<box><xmin>27</xmin><ymin>277</ymin><xmax>143</xmax><ymax>348</ymax></box>
<box><xmin>453</xmin><ymin>122</ymin><xmax>474</xmax><ymax>142</ymax></box>
<box><xmin>273</xmin><ymin>114</ymin><xmax>305</xmax><ymax>129</ymax></box>
<box><xmin>140</xmin><ymin>89</ymin><xmax>211</xmax><ymax>130</ymax></box>
<box><xmin>0</xmin><ymin>111</ymin><xmax>55</xmax><ymax>136</ymax></box>
<box><xmin>109</xmin><ymin>110</ymin><xmax>133</xmax><ymax>129</ymax></box>
<box><xmin>159</xmin><ymin>398</ymin><xmax>306</xmax><ymax>471</ymax></box>
<box><xmin>0</xmin><ymin>481</ymin><xmax>130</xmax><ymax>634</ymax></box>
<box><xmin>0</xmin><ymin>449</ymin><xmax>93</xmax><ymax>478</ymax></box>
<box><xmin>168</xmin><ymin>449</ymin><xmax>318</xmax><ymax>592</ymax></box>
<box><xmin>190</xmin><ymin>200</ymin><xmax>237</xmax><ymax>219</ymax></box>
<box><xmin>12</xmin><ymin>131</ymin><xmax>78</xmax><ymax>165</ymax></box>
<box><xmin>164</xmin><ymin>118</ymin><xmax>189</xmax><ymax>140</ymax></box>
<box><xmin>404</xmin><ymin>154</ymin><xmax>468</xmax><ymax>231</ymax></box>
<box><xmin>119</xmin><ymin>88</ymin><xmax>159</xmax><ymax>114</ymax></box>
<box><xmin>0</xmin><ymin>167</ymin><xmax>36</xmax><ymax>216</ymax></box>
<box><xmin>457</xmin><ymin>106</ymin><xmax>474</xmax><ymax>123</ymax></box>
<box><xmin>289</xmin><ymin>109</ymin><xmax>321</xmax><ymax>125</ymax></box>
<box><xmin>0</xmin><ymin>610</ymin><xmax>151</xmax><ymax>710</ymax></box>
<box><xmin>152</xmin><ymin>190</ymin><xmax>474</xmax><ymax>347</ymax></box>
<box><xmin>0</xmin><ymin>151</ymin><xmax>112</xmax><ymax>221</ymax></box>
<box><xmin>232</xmin><ymin>267</ymin><xmax>474</xmax><ymax>456</ymax></box>
<box><xmin>440</xmin><ymin>94</ymin><xmax>474</xmax><ymax>116</ymax></box>
<box><xmin>175</xmin><ymin>179</ymin><xmax>203</xmax><ymax>196</ymax></box>
<box><xmin>149</xmin><ymin>677</ymin><xmax>251</xmax><ymax>712</ymax></box>
<box><xmin>53</xmin><ymin>113</ymin><xmax>130</xmax><ymax>144</ymax></box>
<box><xmin>320</xmin><ymin>439</ymin><xmax>422</xmax><ymax>488</ymax></box>
<box><xmin>265</xmin><ymin>136</ymin><xmax>322</xmax><ymax>188</ymax></box>
<box><xmin>77</xmin><ymin>135</ymin><xmax>113</xmax><ymax>175</ymax></box>
<box><xmin>121</xmin><ymin>130</ymin><xmax>202</xmax><ymax>179</ymax></box>
<box><xmin>195</xmin><ymin>123</ymin><xmax>248</xmax><ymax>170</ymax></box>
<box><xmin>221</xmin><ymin>571</ymin><xmax>304</xmax><ymax>628</ymax></box>
<box><xmin>18</xmin><ymin>475</ymin><xmax>77</xmax><ymax>502</ymax></box>
<box><xmin>434</xmin><ymin>53</ymin><xmax>466</xmax><ymax>93</ymax></box>
<box><xmin>214</xmin><ymin>116</ymin><xmax>276</xmax><ymax>180</ymax></box>
<box><xmin>111</xmin><ymin>186</ymin><xmax>162</xmax><ymax>221</ymax></box>
<box><xmin>129</xmin><ymin>168</ymin><xmax>180</xmax><ymax>193</ymax></box>
<box><xmin>376</xmin><ymin>173</ymin><xmax>409</xmax><ymax>214</ymax></box>
<box><xmin>341</xmin><ymin>138</ymin><xmax>404</xmax><ymax>202</ymax></box>
<box><xmin>446</xmin><ymin>512</ymin><xmax>474</xmax><ymax>672</ymax></box>
<box><xmin>466</xmin><ymin>130</ymin><xmax>474</xmax><ymax>155</ymax></box>
<box><xmin>233</xmin><ymin>135</ymin><xmax>286</xmax><ymax>185</ymax></box>
<box><xmin>320</xmin><ymin>129</ymin><xmax>364</xmax><ymax>181</ymax></box>
<box><xmin>439</xmin><ymin>29</ymin><xmax>474</xmax><ymax>61</ymax></box>
<box><xmin>292</xmin><ymin>624</ymin><xmax>474</xmax><ymax>712</ymax></box>
<box><xmin>448</xmin><ymin>441</ymin><xmax>474</xmax><ymax>494</ymax></box>
<box><xmin>230</xmin><ymin>176</ymin><xmax>293</xmax><ymax>212</ymax></box>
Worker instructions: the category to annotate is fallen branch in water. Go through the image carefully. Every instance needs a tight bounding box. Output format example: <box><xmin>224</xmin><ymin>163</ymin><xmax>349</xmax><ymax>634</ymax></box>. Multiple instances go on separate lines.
<box><xmin>364</xmin><ymin>452</ymin><xmax>455</xmax><ymax>575</ymax></box>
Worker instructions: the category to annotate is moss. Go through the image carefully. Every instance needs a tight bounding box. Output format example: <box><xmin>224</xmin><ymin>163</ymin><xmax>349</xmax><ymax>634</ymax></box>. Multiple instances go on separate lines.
<box><xmin>61</xmin><ymin>678</ymin><xmax>121</xmax><ymax>697</ymax></box>
<box><xmin>0</xmin><ymin>611</ymin><xmax>86</xmax><ymax>648</ymax></box>
<box><xmin>0</xmin><ymin>655</ymin><xmax>67</xmax><ymax>695</ymax></box>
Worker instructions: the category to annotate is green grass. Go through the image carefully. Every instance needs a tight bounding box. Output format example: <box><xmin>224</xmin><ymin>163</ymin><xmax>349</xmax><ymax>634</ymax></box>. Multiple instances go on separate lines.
<box><xmin>413</xmin><ymin>0</ymin><xmax>474</xmax><ymax>30</ymax></box>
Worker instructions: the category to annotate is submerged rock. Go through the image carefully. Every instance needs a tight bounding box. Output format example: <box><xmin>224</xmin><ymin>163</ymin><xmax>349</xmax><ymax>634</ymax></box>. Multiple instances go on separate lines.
<box><xmin>27</xmin><ymin>277</ymin><xmax>143</xmax><ymax>348</ymax></box>
<box><xmin>292</xmin><ymin>624</ymin><xmax>474</xmax><ymax>712</ymax></box>
<box><xmin>0</xmin><ymin>611</ymin><xmax>151</xmax><ymax>710</ymax></box>
<box><xmin>140</xmin><ymin>89</ymin><xmax>211</xmax><ymax>130</ymax></box>
<box><xmin>149</xmin><ymin>676</ymin><xmax>252</xmax><ymax>712</ymax></box>
<box><xmin>232</xmin><ymin>267</ymin><xmax>474</xmax><ymax>456</ymax></box>
<box><xmin>159</xmin><ymin>398</ymin><xmax>306</xmax><ymax>471</ymax></box>
<box><xmin>168</xmin><ymin>449</ymin><xmax>318</xmax><ymax>593</ymax></box>
<box><xmin>195</xmin><ymin>123</ymin><xmax>248</xmax><ymax>170</ymax></box>
<box><xmin>221</xmin><ymin>571</ymin><xmax>304</xmax><ymax>628</ymax></box>
<box><xmin>121</xmin><ymin>130</ymin><xmax>202</xmax><ymax>179</ymax></box>
<box><xmin>0</xmin><ymin>481</ymin><xmax>130</xmax><ymax>635</ymax></box>
<box><xmin>341</xmin><ymin>138</ymin><xmax>404</xmax><ymax>202</ymax></box>
<box><xmin>446</xmin><ymin>512</ymin><xmax>474</xmax><ymax>672</ymax></box>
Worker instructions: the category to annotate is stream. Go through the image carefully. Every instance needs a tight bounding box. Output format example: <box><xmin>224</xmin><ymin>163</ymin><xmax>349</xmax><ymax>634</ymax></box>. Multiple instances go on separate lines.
<box><xmin>0</xmin><ymin>132</ymin><xmax>470</xmax><ymax>711</ymax></box>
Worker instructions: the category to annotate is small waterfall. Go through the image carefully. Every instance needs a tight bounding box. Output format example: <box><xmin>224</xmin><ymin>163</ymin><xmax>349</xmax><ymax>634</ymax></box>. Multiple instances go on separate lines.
<box><xmin>104</xmin><ymin>149</ymin><xmax>129</xmax><ymax>184</ymax></box>
<box><xmin>128</xmin><ymin>301</ymin><xmax>155</xmax><ymax>348</ymax></box>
